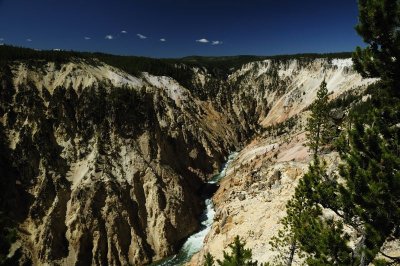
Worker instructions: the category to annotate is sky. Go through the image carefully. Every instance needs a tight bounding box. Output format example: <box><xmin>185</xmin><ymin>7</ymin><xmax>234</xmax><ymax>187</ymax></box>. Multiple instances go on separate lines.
<box><xmin>0</xmin><ymin>0</ymin><xmax>365</xmax><ymax>58</ymax></box>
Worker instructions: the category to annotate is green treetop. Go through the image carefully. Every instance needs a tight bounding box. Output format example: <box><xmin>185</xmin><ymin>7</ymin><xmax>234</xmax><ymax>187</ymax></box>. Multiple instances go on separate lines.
<box><xmin>306</xmin><ymin>79</ymin><xmax>330</xmax><ymax>157</ymax></box>
<box><xmin>353</xmin><ymin>0</ymin><xmax>400</xmax><ymax>87</ymax></box>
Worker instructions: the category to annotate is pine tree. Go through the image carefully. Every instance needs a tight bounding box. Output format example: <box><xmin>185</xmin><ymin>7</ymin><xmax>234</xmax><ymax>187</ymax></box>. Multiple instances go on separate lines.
<box><xmin>203</xmin><ymin>236</ymin><xmax>259</xmax><ymax>266</ymax></box>
<box><xmin>269</xmin><ymin>187</ymin><xmax>312</xmax><ymax>266</ymax></box>
<box><xmin>270</xmin><ymin>79</ymin><xmax>333</xmax><ymax>266</ymax></box>
<box><xmin>270</xmin><ymin>1</ymin><xmax>400</xmax><ymax>265</ymax></box>
<box><xmin>352</xmin><ymin>0</ymin><xmax>400</xmax><ymax>87</ymax></box>
<box><xmin>299</xmin><ymin>84</ymin><xmax>400</xmax><ymax>265</ymax></box>
<box><xmin>345</xmin><ymin>0</ymin><xmax>400</xmax><ymax>263</ymax></box>
<box><xmin>204</xmin><ymin>253</ymin><xmax>215</xmax><ymax>266</ymax></box>
<box><xmin>335</xmin><ymin>106</ymin><xmax>400</xmax><ymax>265</ymax></box>
<box><xmin>217</xmin><ymin>236</ymin><xmax>258</xmax><ymax>266</ymax></box>
<box><xmin>289</xmin><ymin>0</ymin><xmax>400</xmax><ymax>264</ymax></box>
<box><xmin>269</xmin><ymin>157</ymin><xmax>354</xmax><ymax>266</ymax></box>
<box><xmin>306</xmin><ymin>80</ymin><xmax>330</xmax><ymax>157</ymax></box>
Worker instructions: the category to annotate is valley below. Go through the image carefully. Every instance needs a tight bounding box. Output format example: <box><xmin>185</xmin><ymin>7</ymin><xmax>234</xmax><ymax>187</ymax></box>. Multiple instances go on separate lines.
<box><xmin>0</xmin><ymin>49</ymin><xmax>383</xmax><ymax>265</ymax></box>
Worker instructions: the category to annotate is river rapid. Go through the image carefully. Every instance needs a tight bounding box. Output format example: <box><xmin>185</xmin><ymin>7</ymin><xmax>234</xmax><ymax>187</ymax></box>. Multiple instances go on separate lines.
<box><xmin>153</xmin><ymin>152</ymin><xmax>238</xmax><ymax>266</ymax></box>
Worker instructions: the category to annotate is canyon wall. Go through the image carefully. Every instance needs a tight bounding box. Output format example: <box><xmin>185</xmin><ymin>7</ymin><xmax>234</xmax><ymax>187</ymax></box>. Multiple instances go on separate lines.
<box><xmin>189</xmin><ymin>58</ymin><xmax>376</xmax><ymax>264</ymax></box>
<box><xmin>0</xmin><ymin>56</ymin><xmax>374</xmax><ymax>265</ymax></box>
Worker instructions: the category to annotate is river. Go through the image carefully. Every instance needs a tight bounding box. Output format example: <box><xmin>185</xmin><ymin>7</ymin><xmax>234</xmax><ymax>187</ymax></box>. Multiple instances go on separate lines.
<box><xmin>152</xmin><ymin>152</ymin><xmax>238</xmax><ymax>266</ymax></box>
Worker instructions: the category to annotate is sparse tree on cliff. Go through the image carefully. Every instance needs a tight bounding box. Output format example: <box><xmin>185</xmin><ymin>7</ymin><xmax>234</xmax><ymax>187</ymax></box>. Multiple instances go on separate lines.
<box><xmin>204</xmin><ymin>252</ymin><xmax>215</xmax><ymax>266</ymax></box>
<box><xmin>217</xmin><ymin>236</ymin><xmax>258</xmax><ymax>266</ymax></box>
<box><xmin>204</xmin><ymin>236</ymin><xmax>258</xmax><ymax>266</ymax></box>
<box><xmin>306</xmin><ymin>79</ymin><xmax>330</xmax><ymax>157</ymax></box>
<box><xmin>269</xmin><ymin>78</ymin><xmax>333</xmax><ymax>266</ymax></box>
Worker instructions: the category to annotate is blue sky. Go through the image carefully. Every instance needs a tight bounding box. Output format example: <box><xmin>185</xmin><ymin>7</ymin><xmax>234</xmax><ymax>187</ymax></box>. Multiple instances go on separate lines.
<box><xmin>0</xmin><ymin>0</ymin><xmax>364</xmax><ymax>58</ymax></box>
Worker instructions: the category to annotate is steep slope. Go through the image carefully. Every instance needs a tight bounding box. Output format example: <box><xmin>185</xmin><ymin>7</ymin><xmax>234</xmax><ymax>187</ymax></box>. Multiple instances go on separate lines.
<box><xmin>189</xmin><ymin>59</ymin><xmax>376</xmax><ymax>265</ymax></box>
<box><xmin>0</xmin><ymin>53</ymin><xmax>376</xmax><ymax>265</ymax></box>
<box><xmin>225</xmin><ymin>58</ymin><xmax>371</xmax><ymax>126</ymax></box>
<box><xmin>0</xmin><ymin>60</ymin><xmax>241</xmax><ymax>265</ymax></box>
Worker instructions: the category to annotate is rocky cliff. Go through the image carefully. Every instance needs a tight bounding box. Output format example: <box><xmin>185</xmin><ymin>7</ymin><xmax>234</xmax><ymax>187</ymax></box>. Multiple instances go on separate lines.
<box><xmin>0</xmin><ymin>59</ymin><xmax>242</xmax><ymax>265</ymax></box>
<box><xmin>0</xmin><ymin>53</ymin><xmax>375</xmax><ymax>265</ymax></box>
<box><xmin>188</xmin><ymin>58</ymin><xmax>376</xmax><ymax>265</ymax></box>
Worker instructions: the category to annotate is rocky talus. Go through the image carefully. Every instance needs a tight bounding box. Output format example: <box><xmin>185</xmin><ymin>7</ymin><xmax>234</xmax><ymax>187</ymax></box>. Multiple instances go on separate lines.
<box><xmin>0</xmin><ymin>57</ymin><xmax>376</xmax><ymax>265</ymax></box>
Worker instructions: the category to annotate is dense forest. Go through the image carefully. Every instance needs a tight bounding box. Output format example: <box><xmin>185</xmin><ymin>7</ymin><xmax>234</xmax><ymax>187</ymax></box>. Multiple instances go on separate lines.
<box><xmin>0</xmin><ymin>44</ymin><xmax>353</xmax><ymax>103</ymax></box>
<box><xmin>0</xmin><ymin>44</ymin><xmax>352</xmax><ymax>84</ymax></box>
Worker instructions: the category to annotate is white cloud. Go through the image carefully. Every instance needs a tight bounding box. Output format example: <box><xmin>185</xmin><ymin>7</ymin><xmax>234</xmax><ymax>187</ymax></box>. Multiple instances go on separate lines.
<box><xmin>121</xmin><ymin>30</ymin><xmax>127</xmax><ymax>34</ymax></box>
<box><xmin>26</xmin><ymin>38</ymin><xmax>32</xmax><ymax>42</ymax></box>
<box><xmin>212</xmin><ymin>40</ymin><xmax>223</xmax><ymax>45</ymax></box>
<box><xmin>137</xmin><ymin>33</ymin><xmax>147</xmax><ymax>39</ymax></box>
<box><xmin>0</xmin><ymin>38</ymin><xmax>4</xmax><ymax>41</ymax></box>
<box><xmin>196</xmin><ymin>38</ymin><xmax>209</xmax><ymax>43</ymax></box>
<box><xmin>105</xmin><ymin>35</ymin><xmax>113</xmax><ymax>40</ymax></box>
<box><xmin>160</xmin><ymin>38</ymin><xmax>166</xmax><ymax>42</ymax></box>
<box><xmin>84</xmin><ymin>36</ymin><xmax>91</xmax><ymax>40</ymax></box>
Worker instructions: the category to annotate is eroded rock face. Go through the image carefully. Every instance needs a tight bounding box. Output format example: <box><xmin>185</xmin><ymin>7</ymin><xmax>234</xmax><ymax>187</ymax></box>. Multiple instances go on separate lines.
<box><xmin>0</xmin><ymin>57</ymin><xmax>375</xmax><ymax>265</ymax></box>
<box><xmin>1</xmin><ymin>60</ymin><xmax>241</xmax><ymax>265</ymax></box>
<box><xmin>188</xmin><ymin>59</ymin><xmax>377</xmax><ymax>265</ymax></box>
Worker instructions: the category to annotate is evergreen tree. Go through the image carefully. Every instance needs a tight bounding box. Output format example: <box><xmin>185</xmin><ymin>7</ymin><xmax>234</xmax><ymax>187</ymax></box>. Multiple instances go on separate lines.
<box><xmin>335</xmin><ymin>104</ymin><xmax>400</xmax><ymax>265</ymax></box>
<box><xmin>217</xmin><ymin>236</ymin><xmax>258</xmax><ymax>266</ymax></box>
<box><xmin>269</xmin><ymin>157</ymin><xmax>353</xmax><ymax>266</ymax></box>
<box><xmin>203</xmin><ymin>236</ymin><xmax>258</xmax><ymax>266</ymax></box>
<box><xmin>306</xmin><ymin>80</ymin><xmax>330</xmax><ymax>157</ymax></box>
<box><xmin>269</xmin><ymin>184</ymin><xmax>314</xmax><ymax>266</ymax></box>
<box><xmin>352</xmin><ymin>0</ymin><xmax>400</xmax><ymax>87</ymax></box>
<box><xmin>270</xmin><ymin>79</ymin><xmax>333</xmax><ymax>266</ymax></box>
<box><xmin>271</xmin><ymin>0</ymin><xmax>400</xmax><ymax>265</ymax></box>
<box><xmin>204</xmin><ymin>252</ymin><xmax>215</xmax><ymax>266</ymax></box>
<box><xmin>294</xmin><ymin>93</ymin><xmax>399</xmax><ymax>266</ymax></box>
<box><xmin>339</xmin><ymin>0</ymin><xmax>400</xmax><ymax>263</ymax></box>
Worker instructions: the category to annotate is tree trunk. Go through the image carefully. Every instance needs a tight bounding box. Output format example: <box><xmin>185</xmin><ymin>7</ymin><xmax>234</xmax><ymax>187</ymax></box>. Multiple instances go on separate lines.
<box><xmin>286</xmin><ymin>240</ymin><xmax>297</xmax><ymax>266</ymax></box>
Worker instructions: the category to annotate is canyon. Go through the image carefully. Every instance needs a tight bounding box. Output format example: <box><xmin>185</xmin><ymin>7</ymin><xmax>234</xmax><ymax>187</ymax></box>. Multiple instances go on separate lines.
<box><xmin>0</xmin><ymin>52</ymin><xmax>376</xmax><ymax>265</ymax></box>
